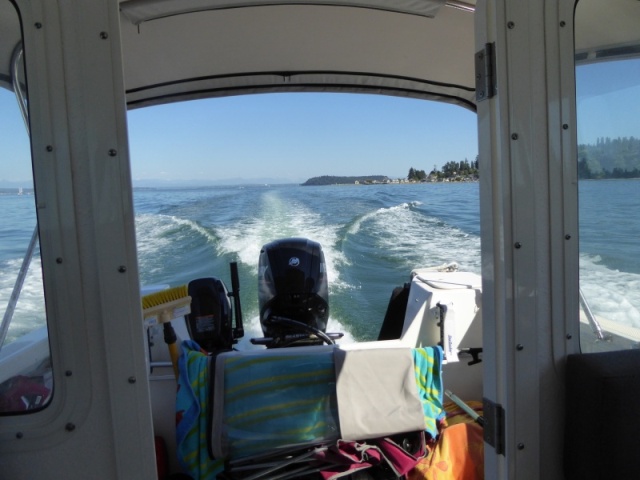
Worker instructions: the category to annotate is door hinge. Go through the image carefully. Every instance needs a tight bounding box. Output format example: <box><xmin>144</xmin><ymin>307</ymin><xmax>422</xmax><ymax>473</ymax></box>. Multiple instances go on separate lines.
<box><xmin>483</xmin><ymin>397</ymin><xmax>505</xmax><ymax>455</ymax></box>
<box><xmin>475</xmin><ymin>42</ymin><xmax>496</xmax><ymax>102</ymax></box>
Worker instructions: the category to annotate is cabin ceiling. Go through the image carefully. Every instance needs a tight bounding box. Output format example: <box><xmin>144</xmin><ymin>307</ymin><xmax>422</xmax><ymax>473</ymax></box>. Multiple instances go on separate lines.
<box><xmin>1</xmin><ymin>0</ymin><xmax>640</xmax><ymax>111</ymax></box>
<box><xmin>118</xmin><ymin>1</ymin><xmax>478</xmax><ymax>111</ymax></box>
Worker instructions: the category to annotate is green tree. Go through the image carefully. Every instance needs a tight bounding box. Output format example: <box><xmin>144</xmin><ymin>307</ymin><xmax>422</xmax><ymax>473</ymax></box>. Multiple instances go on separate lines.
<box><xmin>407</xmin><ymin>167</ymin><xmax>427</xmax><ymax>181</ymax></box>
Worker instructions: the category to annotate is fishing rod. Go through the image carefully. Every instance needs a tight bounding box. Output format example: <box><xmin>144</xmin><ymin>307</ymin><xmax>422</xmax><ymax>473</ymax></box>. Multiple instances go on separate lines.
<box><xmin>445</xmin><ymin>389</ymin><xmax>485</xmax><ymax>427</ymax></box>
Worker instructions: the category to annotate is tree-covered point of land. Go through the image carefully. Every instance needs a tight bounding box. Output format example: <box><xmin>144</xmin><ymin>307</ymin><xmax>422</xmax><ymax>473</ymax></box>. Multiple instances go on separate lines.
<box><xmin>408</xmin><ymin>158</ymin><xmax>479</xmax><ymax>181</ymax></box>
<box><xmin>439</xmin><ymin>159</ymin><xmax>479</xmax><ymax>178</ymax></box>
<box><xmin>302</xmin><ymin>175</ymin><xmax>389</xmax><ymax>185</ymax></box>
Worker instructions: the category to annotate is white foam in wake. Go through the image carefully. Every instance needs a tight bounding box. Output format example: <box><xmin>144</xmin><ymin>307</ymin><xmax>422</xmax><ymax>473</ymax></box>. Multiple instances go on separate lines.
<box><xmin>348</xmin><ymin>201</ymin><xmax>481</xmax><ymax>273</ymax></box>
<box><xmin>580</xmin><ymin>253</ymin><xmax>640</xmax><ymax>327</ymax></box>
<box><xmin>215</xmin><ymin>189</ymin><xmax>349</xmax><ymax>287</ymax></box>
<box><xmin>135</xmin><ymin>213</ymin><xmax>217</xmax><ymax>277</ymax></box>
<box><xmin>0</xmin><ymin>256</ymin><xmax>46</xmax><ymax>344</ymax></box>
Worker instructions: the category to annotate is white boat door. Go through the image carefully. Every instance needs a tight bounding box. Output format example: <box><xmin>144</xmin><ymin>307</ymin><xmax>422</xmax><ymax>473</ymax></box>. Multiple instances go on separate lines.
<box><xmin>0</xmin><ymin>0</ymin><xmax>157</xmax><ymax>477</ymax></box>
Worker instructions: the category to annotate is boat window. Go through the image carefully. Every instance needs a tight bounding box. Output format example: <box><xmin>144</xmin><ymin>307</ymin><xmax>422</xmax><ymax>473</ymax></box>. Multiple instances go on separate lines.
<box><xmin>575</xmin><ymin>0</ymin><xmax>640</xmax><ymax>352</ymax></box>
<box><xmin>128</xmin><ymin>93</ymin><xmax>480</xmax><ymax>350</ymax></box>
<box><xmin>0</xmin><ymin>0</ymin><xmax>53</xmax><ymax>414</ymax></box>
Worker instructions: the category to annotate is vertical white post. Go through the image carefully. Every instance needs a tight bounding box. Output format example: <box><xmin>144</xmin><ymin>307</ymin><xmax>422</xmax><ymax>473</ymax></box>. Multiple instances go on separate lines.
<box><xmin>477</xmin><ymin>1</ymin><xmax>579</xmax><ymax>478</ymax></box>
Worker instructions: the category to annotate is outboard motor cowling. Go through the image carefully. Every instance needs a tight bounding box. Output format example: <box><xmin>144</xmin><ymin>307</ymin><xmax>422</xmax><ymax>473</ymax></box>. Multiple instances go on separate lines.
<box><xmin>257</xmin><ymin>238</ymin><xmax>330</xmax><ymax>345</ymax></box>
<box><xmin>186</xmin><ymin>263</ymin><xmax>244</xmax><ymax>353</ymax></box>
<box><xmin>186</xmin><ymin>277</ymin><xmax>233</xmax><ymax>352</ymax></box>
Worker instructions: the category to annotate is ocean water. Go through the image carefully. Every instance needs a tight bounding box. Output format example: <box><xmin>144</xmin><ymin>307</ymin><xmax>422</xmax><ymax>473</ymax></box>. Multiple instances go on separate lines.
<box><xmin>578</xmin><ymin>179</ymin><xmax>640</xmax><ymax>327</ymax></box>
<box><xmin>133</xmin><ymin>182</ymin><xmax>482</xmax><ymax>344</ymax></box>
<box><xmin>2</xmin><ymin>180</ymin><xmax>640</xmax><ymax>346</ymax></box>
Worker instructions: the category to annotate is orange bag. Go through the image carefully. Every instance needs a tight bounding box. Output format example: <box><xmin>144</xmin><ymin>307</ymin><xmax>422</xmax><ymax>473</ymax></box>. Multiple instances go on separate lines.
<box><xmin>408</xmin><ymin>401</ymin><xmax>484</xmax><ymax>480</ymax></box>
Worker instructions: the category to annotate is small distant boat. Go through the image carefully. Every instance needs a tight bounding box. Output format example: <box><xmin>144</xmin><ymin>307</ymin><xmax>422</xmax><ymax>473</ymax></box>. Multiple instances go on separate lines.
<box><xmin>17</xmin><ymin>187</ymin><xmax>23</xmax><ymax>195</ymax></box>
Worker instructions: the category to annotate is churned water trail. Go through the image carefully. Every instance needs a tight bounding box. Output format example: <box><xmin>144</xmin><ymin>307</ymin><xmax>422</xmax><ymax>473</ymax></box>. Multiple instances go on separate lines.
<box><xmin>2</xmin><ymin>181</ymin><xmax>640</xmax><ymax>344</ymax></box>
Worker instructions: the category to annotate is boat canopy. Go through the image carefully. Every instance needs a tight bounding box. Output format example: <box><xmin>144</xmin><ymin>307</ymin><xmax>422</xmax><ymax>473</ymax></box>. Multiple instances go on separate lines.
<box><xmin>1</xmin><ymin>0</ymin><xmax>472</xmax><ymax>111</ymax></box>
<box><xmin>118</xmin><ymin>0</ymin><xmax>477</xmax><ymax>110</ymax></box>
<box><xmin>1</xmin><ymin>0</ymin><xmax>639</xmax><ymax>111</ymax></box>
<box><xmin>119</xmin><ymin>0</ymin><xmax>450</xmax><ymax>25</ymax></box>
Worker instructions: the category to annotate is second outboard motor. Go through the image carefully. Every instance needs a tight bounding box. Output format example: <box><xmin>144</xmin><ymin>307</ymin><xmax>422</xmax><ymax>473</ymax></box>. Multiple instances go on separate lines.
<box><xmin>186</xmin><ymin>277</ymin><xmax>233</xmax><ymax>352</ymax></box>
<box><xmin>256</xmin><ymin>237</ymin><xmax>335</xmax><ymax>347</ymax></box>
<box><xmin>186</xmin><ymin>263</ymin><xmax>244</xmax><ymax>353</ymax></box>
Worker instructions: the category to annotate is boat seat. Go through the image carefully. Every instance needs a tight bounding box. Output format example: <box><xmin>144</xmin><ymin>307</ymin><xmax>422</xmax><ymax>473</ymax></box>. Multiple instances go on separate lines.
<box><xmin>206</xmin><ymin>341</ymin><xmax>445</xmax><ymax>478</ymax></box>
<box><xmin>210</xmin><ymin>344</ymin><xmax>339</xmax><ymax>460</ymax></box>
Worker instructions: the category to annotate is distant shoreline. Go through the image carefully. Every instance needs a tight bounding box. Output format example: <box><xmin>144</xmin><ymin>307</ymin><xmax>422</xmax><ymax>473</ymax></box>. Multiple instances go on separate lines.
<box><xmin>301</xmin><ymin>175</ymin><xmax>390</xmax><ymax>186</ymax></box>
<box><xmin>301</xmin><ymin>175</ymin><xmax>479</xmax><ymax>186</ymax></box>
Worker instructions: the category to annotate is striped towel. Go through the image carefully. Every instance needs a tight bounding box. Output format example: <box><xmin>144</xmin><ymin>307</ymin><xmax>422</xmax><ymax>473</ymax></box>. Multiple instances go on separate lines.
<box><xmin>217</xmin><ymin>349</ymin><xmax>340</xmax><ymax>459</ymax></box>
<box><xmin>412</xmin><ymin>346</ymin><xmax>445</xmax><ymax>439</ymax></box>
<box><xmin>175</xmin><ymin>340</ymin><xmax>224</xmax><ymax>479</ymax></box>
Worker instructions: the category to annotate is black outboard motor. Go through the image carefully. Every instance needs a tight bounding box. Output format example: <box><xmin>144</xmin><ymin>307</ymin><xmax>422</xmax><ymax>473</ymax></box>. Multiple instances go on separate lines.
<box><xmin>186</xmin><ymin>263</ymin><xmax>244</xmax><ymax>353</ymax></box>
<box><xmin>256</xmin><ymin>237</ymin><xmax>338</xmax><ymax>347</ymax></box>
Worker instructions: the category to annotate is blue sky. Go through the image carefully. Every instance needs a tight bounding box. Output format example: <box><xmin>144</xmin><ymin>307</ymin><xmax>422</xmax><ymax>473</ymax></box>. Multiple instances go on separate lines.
<box><xmin>0</xmin><ymin>89</ymin><xmax>32</xmax><ymax>185</ymax></box>
<box><xmin>126</xmin><ymin>93</ymin><xmax>478</xmax><ymax>185</ymax></box>
<box><xmin>2</xmin><ymin>58</ymin><xmax>639</xmax><ymax>187</ymax></box>
<box><xmin>1</xmin><ymin>90</ymin><xmax>478</xmax><ymax>186</ymax></box>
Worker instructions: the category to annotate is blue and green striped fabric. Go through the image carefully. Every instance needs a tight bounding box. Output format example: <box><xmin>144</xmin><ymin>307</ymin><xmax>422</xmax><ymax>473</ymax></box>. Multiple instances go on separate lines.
<box><xmin>176</xmin><ymin>340</ymin><xmax>224</xmax><ymax>479</ymax></box>
<box><xmin>218</xmin><ymin>349</ymin><xmax>340</xmax><ymax>459</ymax></box>
<box><xmin>412</xmin><ymin>346</ymin><xmax>445</xmax><ymax>439</ymax></box>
